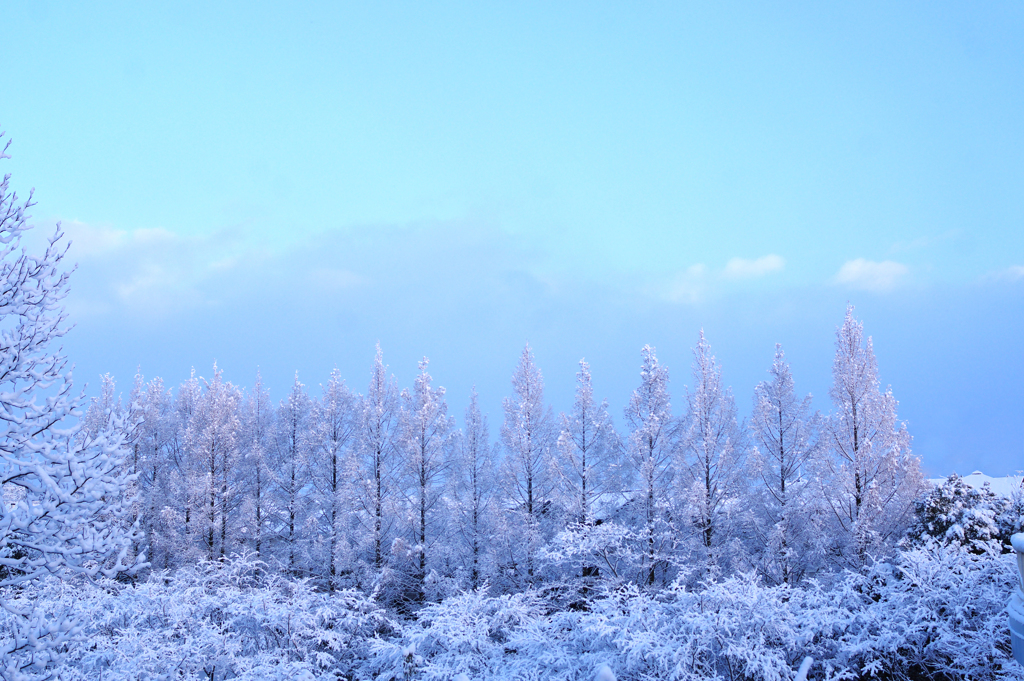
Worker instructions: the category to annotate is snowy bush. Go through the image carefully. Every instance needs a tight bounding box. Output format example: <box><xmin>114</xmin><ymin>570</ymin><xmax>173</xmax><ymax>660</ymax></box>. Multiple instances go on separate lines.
<box><xmin>907</xmin><ymin>473</ymin><xmax>1009</xmax><ymax>550</ymax></box>
<box><xmin>365</xmin><ymin>588</ymin><xmax>548</xmax><ymax>681</ymax></box>
<box><xmin>851</xmin><ymin>541</ymin><xmax>1019</xmax><ymax>680</ymax></box>
<box><xmin>2</xmin><ymin>553</ymin><xmax>393</xmax><ymax>680</ymax></box>
<box><xmin>368</xmin><ymin>542</ymin><xmax>1023</xmax><ymax>681</ymax></box>
<box><xmin>0</xmin><ymin>531</ymin><xmax>1018</xmax><ymax>680</ymax></box>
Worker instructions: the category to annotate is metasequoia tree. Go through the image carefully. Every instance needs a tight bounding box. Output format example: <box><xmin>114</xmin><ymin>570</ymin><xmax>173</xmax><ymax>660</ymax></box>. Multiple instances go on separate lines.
<box><xmin>184</xmin><ymin>365</ymin><xmax>242</xmax><ymax>561</ymax></box>
<box><xmin>122</xmin><ymin>373</ymin><xmax>147</xmax><ymax>559</ymax></box>
<box><xmin>678</xmin><ymin>331</ymin><xmax>745</xmax><ymax>561</ymax></box>
<box><xmin>624</xmin><ymin>345</ymin><xmax>674</xmax><ymax>586</ymax></box>
<box><xmin>274</xmin><ymin>373</ymin><xmax>313</xmax><ymax>574</ymax></box>
<box><xmin>310</xmin><ymin>368</ymin><xmax>357</xmax><ymax>589</ymax></box>
<box><xmin>399</xmin><ymin>359</ymin><xmax>453</xmax><ymax>593</ymax></box>
<box><xmin>748</xmin><ymin>345</ymin><xmax>822</xmax><ymax>584</ymax></box>
<box><xmin>83</xmin><ymin>368</ymin><xmax>149</xmax><ymax>565</ymax></box>
<box><xmin>0</xmin><ymin>133</ymin><xmax>141</xmax><ymax>678</ymax></box>
<box><xmin>500</xmin><ymin>344</ymin><xmax>555</xmax><ymax>581</ymax></box>
<box><xmin>356</xmin><ymin>345</ymin><xmax>400</xmax><ymax>572</ymax></box>
<box><xmin>80</xmin><ymin>373</ymin><xmax>120</xmax><ymax>441</ymax></box>
<box><xmin>133</xmin><ymin>375</ymin><xmax>174</xmax><ymax>569</ymax></box>
<box><xmin>81</xmin><ymin>374</ymin><xmax>142</xmax><ymax>560</ymax></box>
<box><xmin>450</xmin><ymin>388</ymin><xmax>496</xmax><ymax>589</ymax></box>
<box><xmin>819</xmin><ymin>306</ymin><xmax>925</xmax><ymax>563</ymax></box>
<box><xmin>556</xmin><ymin>359</ymin><xmax>621</xmax><ymax>525</ymax></box>
<box><xmin>168</xmin><ymin>370</ymin><xmax>203</xmax><ymax>564</ymax></box>
<box><xmin>239</xmin><ymin>370</ymin><xmax>274</xmax><ymax>560</ymax></box>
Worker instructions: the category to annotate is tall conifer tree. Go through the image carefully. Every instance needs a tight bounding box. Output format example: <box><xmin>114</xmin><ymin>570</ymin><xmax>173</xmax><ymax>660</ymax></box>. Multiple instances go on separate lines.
<box><xmin>500</xmin><ymin>344</ymin><xmax>555</xmax><ymax>582</ymax></box>
<box><xmin>624</xmin><ymin>345</ymin><xmax>674</xmax><ymax>586</ymax></box>
<box><xmin>678</xmin><ymin>331</ymin><xmax>745</xmax><ymax>566</ymax></box>
<box><xmin>819</xmin><ymin>306</ymin><xmax>925</xmax><ymax>563</ymax></box>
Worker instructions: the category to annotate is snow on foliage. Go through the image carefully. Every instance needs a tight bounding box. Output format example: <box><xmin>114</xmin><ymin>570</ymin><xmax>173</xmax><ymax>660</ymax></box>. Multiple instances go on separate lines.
<box><xmin>817</xmin><ymin>305</ymin><xmax>926</xmax><ymax>566</ymax></box>
<box><xmin>365</xmin><ymin>542</ymin><xmax>1022</xmax><ymax>681</ymax></box>
<box><xmin>9</xmin><ymin>553</ymin><xmax>392</xmax><ymax>680</ymax></box>
<box><xmin>0</xmin><ymin>541</ymin><xmax>1016</xmax><ymax>680</ymax></box>
<box><xmin>908</xmin><ymin>473</ymin><xmax>1023</xmax><ymax>550</ymax></box>
<box><xmin>0</xmin><ymin>133</ymin><xmax>142</xmax><ymax>680</ymax></box>
<box><xmin>3</xmin><ymin>140</ymin><xmax>1016</xmax><ymax>681</ymax></box>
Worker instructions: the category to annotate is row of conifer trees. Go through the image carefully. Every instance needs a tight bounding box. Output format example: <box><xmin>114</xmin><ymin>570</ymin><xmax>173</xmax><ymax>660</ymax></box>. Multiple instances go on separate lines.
<box><xmin>87</xmin><ymin>306</ymin><xmax>927</xmax><ymax>602</ymax></box>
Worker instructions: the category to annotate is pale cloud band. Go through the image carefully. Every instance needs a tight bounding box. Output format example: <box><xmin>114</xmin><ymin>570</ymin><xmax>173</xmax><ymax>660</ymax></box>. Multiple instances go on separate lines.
<box><xmin>657</xmin><ymin>255</ymin><xmax>784</xmax><ymax>305</ymax></box>
<box><xmin>832</xmin><ymin>258</ymin><xmax>909</xmax><ymax>293</ymax></box>
<box><xmin>662</xmin><ymin>264</ymin><xmax>708</xmax><ymax>304</ymax></box>
<box><xmin>54</xmin><ymin>220</ymin><xmax>260</xmax><ymax>318</ymax></box>
<box><xmin>979</xmin><ymin>264</ymin><xmax>1024</xmax><ymax>284</ymax></box>
<box><xmin>723</xmin><ymin>254</ymin><xmax>785</xmax><ymax>279</ymax></box>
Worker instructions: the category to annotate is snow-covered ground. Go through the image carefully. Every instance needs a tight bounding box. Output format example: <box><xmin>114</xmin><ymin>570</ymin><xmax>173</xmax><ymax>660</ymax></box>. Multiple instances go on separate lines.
<box><xmin>928</xmin><ymin>471</ymin><xmax>1023</xmax><ymax>497</ymax></box>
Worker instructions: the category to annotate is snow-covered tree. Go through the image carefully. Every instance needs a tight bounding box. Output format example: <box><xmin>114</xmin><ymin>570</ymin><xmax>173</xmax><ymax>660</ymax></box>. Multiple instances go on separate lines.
<box><xmin>80</xmin><ymin>373</ymin><xmax>120</xmax><ymax>441</ymax></box>
<box><xmin>273</xmin><ymin>373</ymin><xmax>313</xmax><ymax>574</ymax></box>
<box><xmin>164</xmin><ymin>369</ymin><xmax>204</xmax><ymax>565</ymax></box>
<box><xmin>499</xmin><ymin>344</ymin><xmax>556</xmax><ymax>583</ymax></box>
<box><xmin>0</xmin><ymin>133</ymin><xmax>141</xmax><ymax>678</ymax></box>
<box><xmin>818</xmin><ymin>306</ymin><xmax>926</xmax><ymax>564</ymax></box>
<box><xmin>677</xmin><ymin>331</ymin><xmax>746</xmax><ymax>567</ymax></box>
<box><xmin>556</xmin><ymin>360</ymin><xmax>622</xmax><ymax>525</ymax></box>
<box><xmin>997</xmin><ymin>484</ymin><xmax>1024</xmax><ymax>542</ymax></box>
<box><xmin>184</xmin><ymin>365</ymin><xmax>243</xmax><ymax>562</ymax></box>
<box><xmin>748</xmin><ymin>345</ymin><xmax>823</xmax><ymax>584</ymax></box>
<box><xmin>399</xmin><ymin>359</ymin><xmax>454</xmax><ymax>596</ymax></box>
<box><xmin>309</xmin><ymin>368</ymin><xmax>357</xmax><ymax>589</ymax></box>
<box><xmin>82</xmin><ymin>373</ymin><xmax>147</xmax><ymax>564</ymax></box>
<box><xmin>355</xmin><ymin>345</ymin><xmax>401</xmax><ymax>575</ymax></box>
<box><xmin>449</xmin><ymin>388</ymin><xmax>497</xmax><ymax>589</ymax></box>
<box><xmin>238</xmin><ymin>370</ymin><xmax>275</xmax><ymax>561</ymax></box>
<box><xmin>623</xmin><ymin>345</ymin><xmax>675</xmax><ymax>586</ymax></box>
<box><xmin>132</xmin><ymin>375</ymin><xmax>175</xmax><ymax>570</ymax></box>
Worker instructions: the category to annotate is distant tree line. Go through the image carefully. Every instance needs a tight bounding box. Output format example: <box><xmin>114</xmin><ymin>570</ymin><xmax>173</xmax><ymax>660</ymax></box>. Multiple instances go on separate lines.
<box><xmin>81</xmin><ymin>306</ymin><xmax>951</xmax><ymax>606</ymax></box>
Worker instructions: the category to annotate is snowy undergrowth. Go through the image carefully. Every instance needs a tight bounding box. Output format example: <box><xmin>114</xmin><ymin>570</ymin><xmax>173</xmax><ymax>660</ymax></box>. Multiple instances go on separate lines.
<box><xmin>1</xmin><ymin>545</ymin><xmax>1019</xmax><ymax>681</ymax></box>
<box><xmin>372</xmin><ymin>542</ymin><xmax>1023</xmax><ymax>681</ymax></box>
<box><xmin>1</xmin><ymin>554</ymin><xmax>392</xmax><ymax>681</ymax></box>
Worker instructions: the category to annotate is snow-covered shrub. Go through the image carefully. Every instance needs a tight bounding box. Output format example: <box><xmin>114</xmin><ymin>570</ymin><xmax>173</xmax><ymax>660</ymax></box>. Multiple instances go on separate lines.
<box><xmin>19</xmin><ymin>553</ymin><xmax>393</xmax><ymax>680</ymax></box>
<box><xmin>998</xmin><ymin>487</ymin><xmax>1024</xmax><ymax>540</ymax></box>
<box><xmin>1</xmin><ymin>541</ymin><xmax>1017</xmax><ymax>680</ymax></box>
<box><xmin>368</xmin><ymin>541</ymin><xmax>1023</xmax><ymax>681</ymax></box>
<box><xmin>366</xmin><ymin>588</ymin><xmax>547</xmax><ymax>681</ymax></box>
<box><xmin>540</xmin><ymin>521</ymin><xmax>640</xmax><ymax>585</ymax></box>
<box><xmin>907</xmin><ymin>473</ymin><xmax>1008</xmax><ymax>550</ymax></box>
<box><xmin>841</xmin><ymin>541</ymin><xmax>1019</xmax><ymax>680</ymax></box>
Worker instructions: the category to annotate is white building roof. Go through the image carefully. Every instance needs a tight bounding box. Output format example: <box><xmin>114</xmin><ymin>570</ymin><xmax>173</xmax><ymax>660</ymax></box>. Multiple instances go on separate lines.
<box><xmin>928</xmin><ymin>471</ymin><xmax>1023</xmax><ymax>498</ymax></box>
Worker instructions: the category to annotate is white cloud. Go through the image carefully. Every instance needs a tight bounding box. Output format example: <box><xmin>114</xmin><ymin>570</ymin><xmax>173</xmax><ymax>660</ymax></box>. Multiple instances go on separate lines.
<box><xmin>56</xmin><ymin>219</ymin><xmax>549</xmax><ymax>321</ymax></box>
<box><xmin>662</xmin><ymin>264</ymin><xmax>708</xmax><ymax>304</ymax></box>
<box><xmin>53</xmin><ymin>219</ymin><xmax>254</xmax><ymax>318</ymax></box>
<box><xmin>61</xmin><ymin>221</ymin><xmax>128</xmax><ymax>258</ymax></box>
<box><xmin>832</xmin><ymin>258</ymin><xmax>908</xmax><ymax>293</ymax></box>
<box><xmin>981</xmin><ymin>265</ymin><xmax>1024</xmax><ymax>284</ymax></box>
<box><xmin>723</xmin><ymin>254</ymin><xmax>785</xmax><ymax>279</ymax></box>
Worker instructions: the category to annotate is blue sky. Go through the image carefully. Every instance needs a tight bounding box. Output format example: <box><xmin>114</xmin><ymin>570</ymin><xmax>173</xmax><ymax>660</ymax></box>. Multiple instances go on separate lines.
<box><xmin>3</xmin><ymin>1</ymin><xmax>1023</xmax><ymax>475</ymax></box>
